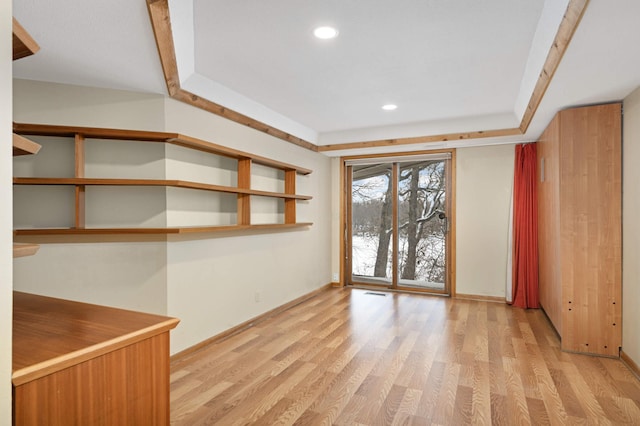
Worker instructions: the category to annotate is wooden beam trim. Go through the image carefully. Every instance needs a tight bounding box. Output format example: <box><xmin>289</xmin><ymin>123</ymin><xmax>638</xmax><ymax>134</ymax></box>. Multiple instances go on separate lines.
<box><xmin>519</xmin><ymin>0</ymin><xmax>589</xmax><ymax>133</ymax></box>
<box><xmin>145</xmin><ymin>0</ymin><xmax>180</xmax><ymax>96</ymax></box>
<box><xmin>144</xmin><ymin>0</ymin><xmax>588</xmax><ymax>154</ymax></box>
<box><xmin>145</xmin><ymin>0</ymin><xmax>318</xmax><ymax>152</ymax></box>
<box><xmin>318</xmin><ymin>128</ymin><xmax>522</xmax><ymax>152</ymax></box>
<box><xmin>172</xmin><ymin>89</ymin><xmax>318</xmax><ymax>152</ymax></box>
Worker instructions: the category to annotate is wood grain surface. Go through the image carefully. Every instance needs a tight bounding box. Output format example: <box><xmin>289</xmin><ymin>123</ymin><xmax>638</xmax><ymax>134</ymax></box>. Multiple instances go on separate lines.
<box><xmin>170</xmin><ymin>288</ymin><xmax>640</xmax><ymax>425</ymax></box>
<box><xmin>12</xmin><ymin>17</ymin><xmax>40</xmax><ymax>61</ymax></box>
<box><xmin>13</xmin><ymin>291</ymin><xmax>179</xmax><ymax>385</ymax></box>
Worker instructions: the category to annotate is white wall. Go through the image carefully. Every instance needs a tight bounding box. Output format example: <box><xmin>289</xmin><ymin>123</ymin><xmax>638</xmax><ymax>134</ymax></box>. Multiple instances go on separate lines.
<box><xmin>13</xmin><ymin>79</ymin><xmax>165</xmax><ymax>131</ymax></box>
<box><xmin>1</xmin><ymin>4</ymin><xmax>13</xmax><ymax>423</ymax></box>
<box><xmin>328</xmin><ymin>144</ymin><xmax>515</xmax><ymax>297</ymax></box>
<box><xmin>13</xmin><ymin>81</ymin><xmax>169</xmax><ymax>314</ymax></box>
<box><xmin>12</xmin><ymin>80</ymin><xmax>333</xmax><ymax>355</ymax></box>
<box><xmin>163</xmin><ymin>98</ymin><xmax>332</xmax><ymax>353</ymax></box>
<box><xmin>623</xmin><ymin>86</ymin><xmax>640</xmax><ymax>366</ymax></box>
<box><xmin>456</xmin><ymin>144</ymin><xmax>515</xmax><ymax>297</ymax></box>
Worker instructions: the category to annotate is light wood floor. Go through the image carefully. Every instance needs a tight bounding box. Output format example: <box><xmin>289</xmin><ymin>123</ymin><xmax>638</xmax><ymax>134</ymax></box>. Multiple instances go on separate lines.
<box><xmin>170</xmin><ymin>288</ymin><xmax>640</xmax><ymax>425</ymax></box>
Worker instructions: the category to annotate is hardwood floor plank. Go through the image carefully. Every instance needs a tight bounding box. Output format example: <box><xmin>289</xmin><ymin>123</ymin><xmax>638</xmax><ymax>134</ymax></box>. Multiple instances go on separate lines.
<box><xmin>511</xmin><ymin>337</ymin><xmax>543</xmax><ymax>399</ymax></box>
<box><xmin>490</xmin><ymin>392</ymin><xmax>509</xmax><ymax>425</ymax></box>
<box><xmin>503</xmin><ymin>356</ymin><xmax>533</xmax><ymax>425</ymax></box>
<box><xmin>470</xmin><ymin>360</ymin><xmax>492</xmax><ymax>425</ymax></box>
<box><xmin>451</xmin><ymin>385</ymin><xmax>473</xmax><ymax>425</ymax></box>
<box><xmin>273</xmin><ymin>368</ymin><xmax>337</xmax><ymax>425</ymax></box>
<box><xmin>526</xmin><ymin>397</ymin><xmax>551</xmax><ymax>426</ymax></box>
<box><xmin>391</xmin><ymin>388</ymin><xmax>422</xmax><ymax>426</ymax></box>
<box><xmin>414</xmin><ymin>361</ymin><xmax>446</xmax><ymax>420</ymax></box>
<box><xmin>169</xmin><ymin>288</ymin><xmax>640</xmax><ymax>425</ymax></box>
<box><xmin>171</xmin><ymin>380</ymin><xmax>233</xmax><ymax>423</ymax></box>
<box><xmin>372</xmin><ymin>384</ymin><xmax>406</xmax><ymax>426</ymax></box>
<box><xmin>430</xmin><ymin>360</ymin><xmax>461</xmax><ymax>424</ymax></box>
<box><xmin>562</xmin><ymin>362</ymin><xmax>612</xmax><ymax>424</ymax></box>
<box><xmin>548</xmin><ymin>367</ymin><xmax>587</xmax><ymax>418</ymax></box>
<box><xmin>224</xmin><ymin>361</ymin><xmax>317</xmax><ymax>425</ymax></box>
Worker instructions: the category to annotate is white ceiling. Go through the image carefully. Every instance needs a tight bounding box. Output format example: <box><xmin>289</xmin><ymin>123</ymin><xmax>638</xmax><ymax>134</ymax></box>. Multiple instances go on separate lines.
<box><xmin>12</xmin><ymin>0</ymin><xmax>640</xmax><ymax>156</ymax></box>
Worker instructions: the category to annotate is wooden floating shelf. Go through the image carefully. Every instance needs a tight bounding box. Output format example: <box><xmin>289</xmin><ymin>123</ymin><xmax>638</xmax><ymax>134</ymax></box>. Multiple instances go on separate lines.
<box><xmin>13</xmin><ymin>123</ymin><xmax>312</xmax><ymax>175</ymax></box>
<box><xmin>13</xmin><ymin>243</ymin><xmax>40</xmax><ymax>258</ymax></box>
<box><xmin>12</xmin><ymin>133</ymin><xmax>42</xmax><ymax>156</ymax></box>
<box><xmin>14</xmin><ymin>223</ymin><xmax>313</xmax><ymax>236</ymax></box>
<box><xmin>13</xmin><ymin>177</ymin><xmax>313</xmax><ymax>200</ymax></box>
<box><xmin>12</xmin><ymin>18</ymin><xmax>40</xmax><ymax>61</ymax></box>
<box><xmin>13</xmin><ymin>122</ymin><xmax>313</xmax><ymax>238</ymax></box>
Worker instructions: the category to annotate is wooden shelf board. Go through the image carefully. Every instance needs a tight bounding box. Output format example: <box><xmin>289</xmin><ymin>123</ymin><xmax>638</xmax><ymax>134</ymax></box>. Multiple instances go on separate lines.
<box><xmin>14</xmin><ymin>223</ymin><xmax>313</xmax><ymax>236</ymax></box>
<box><xmin>12</xmin><ymin>18</ymin><xmax>40</xmax><ymax>61</ymax></box>
<box><xmin>246</xmin><ymin>223</ymin><xmax>314</xmax><ymax>230</ymax></box>
<box><xmin>13</xmin><ymin>123</ymin><xmax>312</xmax><ymax>175</ymax></box>
<box><xmin>13</xmin><ymin>122</ymin><xmax>177</xmax><ymax>142</ymax></box>
<box><xmin>13</xmin><ymin>177</ymin><xmax>313</xmax><ymax>200</ymax></box>
<box><xmin>12</xmin><ymin>133</ymin><xmax>42</xmax><ymax>156</ymax></box>
<box><xmin>13</xmin><ymin>243</ymin><xmax>40</xmax><ymax>258</ymax></box>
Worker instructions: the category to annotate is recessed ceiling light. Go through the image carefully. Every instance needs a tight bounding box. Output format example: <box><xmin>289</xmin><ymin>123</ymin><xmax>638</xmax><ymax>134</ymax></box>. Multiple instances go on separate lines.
<box><xmin>314</xmin><ymin>26</ymin><xmax>339</xmax><ymax>40</ymax></box>
<box><xmin>382</xmin><ymin>104</ymin><xmax>398</xmax><ymax>111</ymax></box>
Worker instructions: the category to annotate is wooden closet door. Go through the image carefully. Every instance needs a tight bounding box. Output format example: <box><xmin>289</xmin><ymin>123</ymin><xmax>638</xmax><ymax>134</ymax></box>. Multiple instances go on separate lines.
<box><xmin>537</xmin><ymin>114</ymin><xmax>562</xmax><ymax>333</ymax></box>
<box><xmin>559</xmin><ymin>103</ymin><xmax>622</xmax><ymax>357</ymax></box>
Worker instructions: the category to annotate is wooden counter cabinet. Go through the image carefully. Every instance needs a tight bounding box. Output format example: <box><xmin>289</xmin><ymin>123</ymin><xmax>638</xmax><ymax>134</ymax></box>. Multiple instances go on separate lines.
<box><xmin>12</xmin><ymin>292</ymin><xmax>179</xmax><ymax>425</ymax></box>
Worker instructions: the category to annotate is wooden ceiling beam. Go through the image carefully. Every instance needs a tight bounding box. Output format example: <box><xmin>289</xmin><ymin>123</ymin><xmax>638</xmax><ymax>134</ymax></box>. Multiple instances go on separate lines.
<box><xmin>146</xmin><ymin>0</ymin><xmax>589</xmax><ymax>154</ymax></box>
<box><xmin>145</xmin><ymin>0</ymin><xmax>318</xmax><ymax>152</ymax></box>
<box><xmin>519</xmin><ymin>0</ymin><xmax>589</xmax><ymax>133</ymax></box>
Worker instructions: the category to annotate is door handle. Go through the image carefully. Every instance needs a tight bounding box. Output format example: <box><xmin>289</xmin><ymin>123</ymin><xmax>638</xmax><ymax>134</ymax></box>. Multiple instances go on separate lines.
<box><xmin>438</xmin><ymin>212</ymin><xmax>449</xmax><ymax>233</ymax></box>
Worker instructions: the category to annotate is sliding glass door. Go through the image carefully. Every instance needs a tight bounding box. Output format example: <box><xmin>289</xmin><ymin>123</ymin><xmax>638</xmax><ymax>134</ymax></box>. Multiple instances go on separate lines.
<box><xmin>346</xmin><ymin>153</ymin><xmax>452</xmax><ymax>294</ymax></box>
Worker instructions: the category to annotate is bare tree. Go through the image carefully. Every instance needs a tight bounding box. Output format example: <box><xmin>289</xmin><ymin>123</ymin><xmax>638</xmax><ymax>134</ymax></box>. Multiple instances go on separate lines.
<box><xmin>373</xmin><ymin>172</ymin><xmax>392</xmax><ymax>277</ymax></box>
<box><xmin>398</xmin><ymin>161</ymin><xmax>445</xmax><ymax>282</ymax></box>
<box><xmin>351</xmin><ymin>160</ymin><xmax>446</xmax><ymax>284</ymax></box>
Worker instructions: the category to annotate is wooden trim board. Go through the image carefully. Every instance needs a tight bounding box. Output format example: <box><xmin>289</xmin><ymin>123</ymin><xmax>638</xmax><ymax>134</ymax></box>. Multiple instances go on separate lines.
<box><xmin>455</xmin><ymin>293</ymin><xmax>506</xmax><ymax>303</ymax></box>
<box><xmin>519</xmin><ymin>0</ymin><xmax>589</xmax><ymax>133</ymax></box>
<box><xmin>621</xmin><ymin>350</ymin><xmax>640</xmax><ymax>380</ymax></box>
<box><xmin>145</xmin><ymin>0</ymin><xmax>589</xmax><ymax>153</ymax></box>
<box><xmin>145</xmin><ymin>0</ymin><xmax>317</xmax><ymax>152</ymax></box>
<box><xmin>318</xmin><ymin>128</ymin><xmax>521</xmax><ymax>152</ymax></box>
<box><xmin>12</xmin><ymin>17</ymin><xmax>40</xmax><ymax>61</ymax></box>
<box><xmin>171</xmin><ymin>283</ymin><xmax>334</xmax><ymax>362</ymax></box>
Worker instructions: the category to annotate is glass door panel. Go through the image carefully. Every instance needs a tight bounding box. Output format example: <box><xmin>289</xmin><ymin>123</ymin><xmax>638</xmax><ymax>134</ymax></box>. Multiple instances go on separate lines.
<box><xmin>346</xmin><ymin>154</ymin><xmax>451</xmax><ymax>294</ymax></box>
<box><xmin>350</xmin><ymin>163</ymin><xmax>393</xmax><ymax>286</ymax></box>
<box><xmin>397</xmin><ymin>160</ymin><xmax>447</xmax><ymax>291</ymax></box>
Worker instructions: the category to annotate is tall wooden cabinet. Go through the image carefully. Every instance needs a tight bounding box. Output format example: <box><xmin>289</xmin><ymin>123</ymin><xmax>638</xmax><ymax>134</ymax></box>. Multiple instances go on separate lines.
<box><xmin>537</xmin><ymin>103</ymin><xmax>622</xmax><ymax>357</ymax></box>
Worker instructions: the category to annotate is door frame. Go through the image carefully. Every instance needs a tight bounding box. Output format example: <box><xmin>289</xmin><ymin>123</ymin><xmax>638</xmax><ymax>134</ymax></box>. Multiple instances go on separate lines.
<box><xmin>339</xmin><ymin>149</ymin><xmax>457</xmax><ymax>296</ymax></box>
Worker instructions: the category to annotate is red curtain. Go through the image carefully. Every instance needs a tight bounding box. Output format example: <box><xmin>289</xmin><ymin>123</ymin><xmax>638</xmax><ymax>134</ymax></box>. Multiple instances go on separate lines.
<box><xmin>511</xmin><ymin>143</ymin><xmax>539</xmax><ymax>309</ymax></box>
